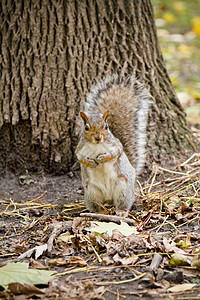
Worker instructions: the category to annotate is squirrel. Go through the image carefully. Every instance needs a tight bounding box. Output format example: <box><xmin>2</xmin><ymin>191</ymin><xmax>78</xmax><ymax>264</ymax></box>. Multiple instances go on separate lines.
<box><xmin>75</xmin><ymin>75</ymin><xmax>150</xmax><ymax>213</ymax></box>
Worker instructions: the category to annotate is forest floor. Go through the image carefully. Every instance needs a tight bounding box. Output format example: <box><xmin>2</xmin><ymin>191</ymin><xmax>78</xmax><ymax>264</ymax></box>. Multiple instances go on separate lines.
<box><xmin>0</xmin><ymin>134</ymin><xmax>200</xmax><ymax>299</ymax></box>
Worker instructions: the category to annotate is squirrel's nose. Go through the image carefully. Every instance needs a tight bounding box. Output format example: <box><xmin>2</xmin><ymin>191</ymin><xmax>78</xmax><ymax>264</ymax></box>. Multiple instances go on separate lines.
<box><xmin>95</xmin><ymin>134</ymin><xmax>102</xmax><ymax>142</ymax></box>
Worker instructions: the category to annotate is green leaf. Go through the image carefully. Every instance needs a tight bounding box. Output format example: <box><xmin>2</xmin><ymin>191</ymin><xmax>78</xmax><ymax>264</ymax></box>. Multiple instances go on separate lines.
<box><xmin>88</xmin><ymin>221</ymin><xmax>138</xmax><ymax>237</ymax></box>
<box><xmin>0</xmin><ymin>262</ymin><xmax>55</xmax><ymax>289</ymax></box>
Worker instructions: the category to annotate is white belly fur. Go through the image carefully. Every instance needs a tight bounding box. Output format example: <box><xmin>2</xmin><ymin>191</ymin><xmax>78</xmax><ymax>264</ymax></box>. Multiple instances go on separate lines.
<box><xmin>80</xmin><ymin>142</ymin><xmax>119</xmax><ymax>201</ymax></box>
<box><xmin>88</xmin><ymin>159</ymin><xmax>118</xmax><ymax>201</ymax></box>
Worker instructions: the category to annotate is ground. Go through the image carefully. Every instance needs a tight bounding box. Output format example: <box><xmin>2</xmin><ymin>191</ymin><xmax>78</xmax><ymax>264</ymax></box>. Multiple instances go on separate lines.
<box><xmin>0</xmin><ymin>149</ymin><xmax>200</xmax><ymax>299</ymax></box>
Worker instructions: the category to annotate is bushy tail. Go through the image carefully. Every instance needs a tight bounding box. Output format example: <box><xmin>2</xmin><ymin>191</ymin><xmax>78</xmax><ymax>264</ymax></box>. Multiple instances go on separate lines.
<box><xmin>84</xmin><ymin>75</ymin><xmax>150</xmax><ymax>175</ymax></box>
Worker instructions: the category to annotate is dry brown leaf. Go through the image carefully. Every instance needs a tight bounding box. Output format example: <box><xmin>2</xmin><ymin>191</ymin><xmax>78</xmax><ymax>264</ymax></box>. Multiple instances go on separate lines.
<box><xmin>163</xmin><ymin>237</ymin><xmax>186</xmax><ymax>254</ymax></box>
<box><xmin>48</xmin><ymin>256</ymin><xmax>87</xmax><ymax>267</ymax></box>
<box><xmin>113</xmin><ymin>253</ymin><xmax>139</xmax><ymax>265</ymax></box>
<box><xmin>8</xmin><ymin>283</ymin><xmax>44</xmax><ymax>295</ymax></box>
<box><xmin>191</xmin><ymin>254</ymin><xmax>200</xmax><ymax>269</ymax></box>
<box><xmin>164</xmin><ymin>195</ymin><xmax>180</xmax><ymax>213</ymax></box>
<box><xmin>49</xmin><ymin>276</ymin><xmax>105</xmax><ymax>300</ymax></box>
<box><xmin>30</xmin><ymin>258</ymin><xmax>48</xmax><ymax>269</ymax></box>
<box><xmin>101</xmin><ymin>254</ymin><xmax>113</xmax><ymax>265</ymax></box>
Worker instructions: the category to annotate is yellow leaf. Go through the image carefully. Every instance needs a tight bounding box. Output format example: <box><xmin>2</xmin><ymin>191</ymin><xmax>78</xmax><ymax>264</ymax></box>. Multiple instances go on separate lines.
<box><xmin>192</xmin><ymin>17</ymin><xmax>200</xmax><ymax>36</ymax></box>
<box><xmin>162</xmin><ymin>13</ymin><xmax>176</xmax><ymax>23</ymax></box>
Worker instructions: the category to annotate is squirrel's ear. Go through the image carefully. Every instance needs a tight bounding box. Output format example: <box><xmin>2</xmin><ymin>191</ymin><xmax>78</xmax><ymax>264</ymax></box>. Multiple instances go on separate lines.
<box><xmin>102</xmin><ymin>110</ymin><xmax>110</xmax><ymax>122</ymax></box>
<box><xmin>80</xmin><ymin>111</ymin><xmax>88</xmax><ymax>124</ymax></box>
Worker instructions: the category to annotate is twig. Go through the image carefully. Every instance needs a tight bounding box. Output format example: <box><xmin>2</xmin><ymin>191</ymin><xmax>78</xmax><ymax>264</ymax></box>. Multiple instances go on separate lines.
<box><xmin>148</xmin><ymin>164</ymin><xmax>158</xmax><ymax>193</ymax></box>
<box><xmin>54</xmin><ymin>267</ymin><xmax>87</xmax><ymax>277</ymax></box>
<box><xmin>186</xmin><ymin>135</ymin><xmax>198</xmax><ymax>152</ymax></box>
<box><xmin>176</xmin><ymin>216</ymin><xmax>199</xmax><ymax>228</ymax></box>
<box><xmin>158</xmin><ymin>166</ymin><xmax>187</xmax><ymax>176</ymax></box>
<box><xmin>95</xmin><ymin>272</ymin><xmax>146</xmax><ymax>285</ymax></box>
<box><xmin>31</xmin><ymin>191</ymin><xmax>47</xmax><ymax>202</ymax></box>
<box><xmin>0</xmin><ymin>198</ymin><xmax>14</xmax><ymax>216</ymax></box>
<box><xmin>137</xmin><ymin>208</ymin><xmax>156</xmax><ymax>231</ymax></box>
<box><xmin>156</xmin><ymin>215</ymin><xmax>169</xmax><ymax>233</ymax></box>
<box><xmin>80</xmin><ymin>212</ymin><xmax>135</xmax><ymax>225</ymax></box>
<box><xmin>137</xmin><ymin>180</ymin><xmax>145</xmax><ymax>197</ymax></box>
<box><xmin>165</xmin><ymin>220</ymin><xmax>181</xmax><ymax>233</ymax></box>
<box><xmin>83</xmin><ymin>236</ymin><xmax>102</xmax><ymax>263</ymax></box>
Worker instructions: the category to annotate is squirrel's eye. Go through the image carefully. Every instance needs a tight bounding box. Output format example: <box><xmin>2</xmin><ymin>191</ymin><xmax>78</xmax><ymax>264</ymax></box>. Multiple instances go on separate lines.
<box><xmin>85</xmin><ymin>124</ymin><xmax>89</xmax><ymax>131</ymax></box>
<box><xmin>105</xmin><ymin>124</ymin><xmax>108</xmax><ymax>130</ymax></box>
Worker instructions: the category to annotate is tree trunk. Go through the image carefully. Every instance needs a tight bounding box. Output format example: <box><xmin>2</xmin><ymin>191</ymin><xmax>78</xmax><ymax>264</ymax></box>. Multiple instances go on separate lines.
<box><xmin>0</xmin><ymin>0</ymin><xmax>198</xmax><ymax>174</ymax></box>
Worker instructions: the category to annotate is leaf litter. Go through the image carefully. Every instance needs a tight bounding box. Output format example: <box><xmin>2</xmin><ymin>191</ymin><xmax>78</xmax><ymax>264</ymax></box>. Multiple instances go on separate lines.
<box><xmin>0</xmin><ymin>153</ymin><xmax>200</xmax><ymax>299</ymax></box>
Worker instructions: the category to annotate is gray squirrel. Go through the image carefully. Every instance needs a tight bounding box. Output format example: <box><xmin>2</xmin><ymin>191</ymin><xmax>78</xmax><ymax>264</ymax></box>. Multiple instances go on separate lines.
<box><xmin>76</xmin><ymin>75</ymin><xmax>150</xmax><ymax>212</ymax></box>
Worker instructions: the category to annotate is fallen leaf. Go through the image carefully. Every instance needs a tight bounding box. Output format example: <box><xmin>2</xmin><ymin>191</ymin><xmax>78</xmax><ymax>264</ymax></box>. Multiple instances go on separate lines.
<box><xmin>113</xmin><ymin>253</ymin><xmax>139</xmax><ymax>265</ymax></box>
<box><xmin>88</xmin><ymin>221</ymin><xmax>138</xmax><ymax>237</ymax></box>
<box><xmin>164</xmin><ymin>196</ymin><xmax>180</xmax><ymax>213</ymax></box>
<box><xmin>0</xmin><ymin>262</ymin><xmax>55</xmax><ymax>289</ymax></box>
<box><xmin>30</xmin><ymin>258</ymin><xmax>48</xmax><ymax>269</ymax></box>
<box><xmin>163</xmin><ymin>237</ymin><xmax>186</xmax><ymax>254</ymax></box>
<box><xmin>35</xmin><ymin>244</ymin><xmax>48</xmax><ymax>259</ymax></box>
<box><xmin>48</xmin><ymin>256</ymin><xmax>87</xmax><ymax>267</ymax></box>
<box><xmin>191</xmin><ymin>254</ymin><xmax>200</xmax><ymax>269</ymax></box>
<box><xmin>8</xmin><ymin>282</ymin><xmax>44</xmax><ymax>295</ymax></box>
<box><xmin>57</xmin><ymin>232</ymin><xmax>74</xmax><ymax>243</ymax></box>
<box><xmin>168</xmin><ymin>283</ymin><xmax>196</xmax><ymax>293</ymax></box>
<box><xmin>101</xmin><ymin>254</ymin><xmax>113</xmax><ymax>265</ymax></box>
<box><xmin>169</xmin><ymin>253</ymin><xmax>191</xmax><ymax>266</ymax></box>
<box><xmin>18</xmin><ymin>244</ymin><xmax>48</xmax><ymax>260</ymax></box>
<box><xmin>49</xmin><ymin>276</ymin><xmax>105</xmax><ymax>299</ymax></box>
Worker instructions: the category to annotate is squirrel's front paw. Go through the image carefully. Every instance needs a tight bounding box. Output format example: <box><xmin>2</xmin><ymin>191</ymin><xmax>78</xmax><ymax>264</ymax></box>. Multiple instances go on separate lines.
<box><xmin>96</xmin><ymin>153</ymin><xmax>107</xmax><ymax>163</ymax></box>
<box><xmin>88</xmin><ymin>158</ymin><xmax>98</xmax><ymax>168</ymax></box>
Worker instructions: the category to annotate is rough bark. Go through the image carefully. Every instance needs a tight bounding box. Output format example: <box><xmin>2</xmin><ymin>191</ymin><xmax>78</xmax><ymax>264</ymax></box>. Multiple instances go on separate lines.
<box><xmin>0</xmin><ymin>0</ymin><xmax>198</xmax><ymax>174</ymax></box>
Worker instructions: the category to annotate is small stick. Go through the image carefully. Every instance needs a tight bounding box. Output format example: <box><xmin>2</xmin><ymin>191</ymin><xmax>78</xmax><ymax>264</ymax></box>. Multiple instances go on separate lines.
<box><xmin>80</xmin><ymin>212</ymin><xmax>135</xmax><ymax>225</ymax></box>
<box><xmin>0</xmin><ymin>198</ymin><xmax>14</xmax><ymax>216</ymax></box>
<box><xmin>95</xmin><ymin>272</ymin><xmax>146</xmax><ymax>285</ymax></box>
<box><xmin>137</xmin><ymin>180</ymin><xmax>145</xmax><ymax>197</ymax></box>
<box><xmin>31</xmin><ymin>191</ymin><xmax>47</xmax><ymax>202</ymax></box>
<box><xmin>83</xmin><ymin>236</ymin><xmax>102</xmax><ymax>263</ymax></box>
<box><xmin>186</xmin><ymin>135</ymin><xmax>198</xmax><ymax>152</ymax></box>
<box><xmin>136</xmin><ymin>208</ymin><xmax>156</xmax><ymax>231</ymax></box>
<box><xmin>180</xmin><ymin>153</ymin><xmax>200</xmax><ymax>167</ymax></box>
<box><xmin>156</xmin><ymin>215</ymin><xmax>169</xmax><ymax>233</ymax></box>
<box><xmin>158</xmin><ymin>166</ymin><xmax>187</xmax><ymax>176</ymax></box>
<box><xmin>148</xmin><ymin>164</ymin><xmax>158</xmax><ymax>193</ymax></box>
